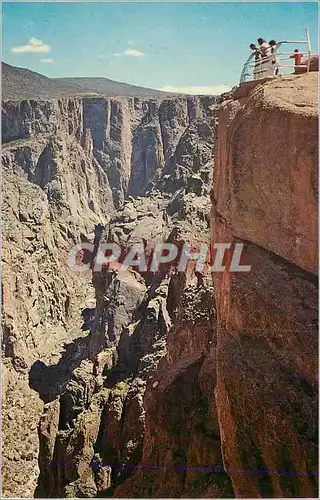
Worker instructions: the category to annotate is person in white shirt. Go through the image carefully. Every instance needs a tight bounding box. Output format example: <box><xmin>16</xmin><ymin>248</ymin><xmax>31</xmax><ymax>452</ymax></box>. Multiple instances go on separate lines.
<box><xmin>269</xmin><ymin>39</ymin><xmax>280</xmax><ymax>76</ymax></box>
<box><xmin>257</xmin><ymin>38</ymin><xmax>271</xmax><ymax>56</ymax></box>
<box><xmin>257</xmin><ymin>38</ymin><xmax>273</xmax><ymax>78</ymax></box>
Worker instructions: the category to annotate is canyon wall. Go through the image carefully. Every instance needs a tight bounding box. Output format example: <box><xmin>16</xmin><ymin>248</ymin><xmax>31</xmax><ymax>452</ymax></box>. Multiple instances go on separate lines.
<box><xmin>211</xmin><ymin>73</ymin><xmax>318</xmax><ymax>497</ymax></box>
<box><xmin>2</xmin><ymin>97</ymin><xmax>113</xmax><ymax>497</ymax></box>
<box><xmin>2</xmin><ymin>93</ymin><xmax>221</xmax><ymax>497</ymax></box>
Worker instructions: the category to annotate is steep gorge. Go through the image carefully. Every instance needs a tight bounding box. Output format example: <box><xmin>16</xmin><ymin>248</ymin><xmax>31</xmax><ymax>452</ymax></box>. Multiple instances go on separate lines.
<box><xmin>2</xmin><ymin>72</ymin><xmax>318</xmax><ymax>499</ymax></box>
<box><xmin>2</xmin><ymin>92</ymin><xmax>221</xmax><ymax>497</ymax></box>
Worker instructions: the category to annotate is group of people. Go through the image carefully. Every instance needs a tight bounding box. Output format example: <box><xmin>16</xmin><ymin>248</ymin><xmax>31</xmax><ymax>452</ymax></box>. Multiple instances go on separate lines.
<box><xmin>249</xmin><ymin>38</ymin><xmax>278</xmax><ymax>79</ymax></box>
<box><xmin>249</xmin><ymin>38</ymin><xmax>304</xmax><ymax>79</ymax></box>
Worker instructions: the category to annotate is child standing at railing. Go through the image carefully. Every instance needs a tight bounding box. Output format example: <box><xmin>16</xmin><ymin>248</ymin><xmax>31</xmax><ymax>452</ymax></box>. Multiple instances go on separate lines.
<box><xmin>290</xmin><ymin>48</ymin><xmax>304</xmax><ymax>73</ymax></box>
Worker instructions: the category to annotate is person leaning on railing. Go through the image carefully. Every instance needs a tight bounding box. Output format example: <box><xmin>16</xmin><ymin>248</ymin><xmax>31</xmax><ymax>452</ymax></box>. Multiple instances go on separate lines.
<box><xmin>257</xmin><ymin>38</ymin><xmax>270</xmax><ymax>57</ymax></box>
<box><xmin>250</xmin><ymin>43</ymin><xmax>262</xmax><ymax>80</ymax></box>
<box><xmin>257</xmin><ymin>38</ymin><xmax>274</xmax><ymax>78</ymax></box>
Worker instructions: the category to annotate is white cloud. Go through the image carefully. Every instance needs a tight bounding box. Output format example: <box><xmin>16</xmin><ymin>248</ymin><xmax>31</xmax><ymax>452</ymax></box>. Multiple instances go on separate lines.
<box><xmin>12</xmin><ymin>37</ymin><xmax>51</xmax><ymax>54</ymax></box>
<box><xmin>99</xmin><ymin>48</ymin><xmax>145</xmax><ymax>60</ymax></box>
<box><xmin>124</xmin><ymin>49</ymin><xmax>144</xmax><ymax>57</ymax></box>
<box><xmin>40</xmin><ymin>58</ymin><xmax>55</xmax><ymax>63</ymax></box>
<box><xmin>159</xmin><ymin>84</ymin><xmax>232</xmax><ymax>95</ymax></box>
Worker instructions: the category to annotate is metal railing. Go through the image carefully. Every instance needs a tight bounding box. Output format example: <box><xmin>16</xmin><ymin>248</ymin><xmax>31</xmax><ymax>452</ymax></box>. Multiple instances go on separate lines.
<box><xmin>240</xmin><ymin>28</ymin><xmax>312</xmax><ymax>84</ymax></box>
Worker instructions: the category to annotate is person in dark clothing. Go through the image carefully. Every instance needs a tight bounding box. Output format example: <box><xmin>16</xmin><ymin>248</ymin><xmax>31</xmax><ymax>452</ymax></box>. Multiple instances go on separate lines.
<box><xmin>250</xmin><ymin>43</ymin><xmax>260</xmax><ymax>56</ymax></box>
<box><xmin>250</xmin><ymin>43</ymin><xmax>261</xmax><ymax>79</ymax></box>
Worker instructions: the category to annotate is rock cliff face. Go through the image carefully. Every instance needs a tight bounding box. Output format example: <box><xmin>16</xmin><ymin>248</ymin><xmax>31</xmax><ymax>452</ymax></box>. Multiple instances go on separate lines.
<box><xmin>2</xmin><ymin>72</ymin><xmax>318</xmax><ymax>499</ymax></box>
<box><xmin>2</xmin><ymin>98</ymin><xmax>113</xmax><ymax>498</ymax></box>
<box><xmin>211</xmin><ymin>73</ymin><xmax>318</xmax><ymax>497</ymax></box>
<box><xmin>2</xmin><ymin>93</ymin><xmax>222</xmax><ymax>497</ymax></box>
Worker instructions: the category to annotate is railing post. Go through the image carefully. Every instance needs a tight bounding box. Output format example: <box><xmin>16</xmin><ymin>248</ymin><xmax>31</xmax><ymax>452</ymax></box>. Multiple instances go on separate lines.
<box><xmin>306</xmin><ymin>28</ymin><xmax>311</xmax><ymax>73</ymax></box>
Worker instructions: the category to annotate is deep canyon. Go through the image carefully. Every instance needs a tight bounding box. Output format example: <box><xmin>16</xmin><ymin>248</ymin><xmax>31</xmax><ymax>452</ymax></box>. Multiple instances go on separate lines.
<box><xmin>2</xmin><ymin>63</ymin><xmax>318</xmax><ymax>498</ymax></box>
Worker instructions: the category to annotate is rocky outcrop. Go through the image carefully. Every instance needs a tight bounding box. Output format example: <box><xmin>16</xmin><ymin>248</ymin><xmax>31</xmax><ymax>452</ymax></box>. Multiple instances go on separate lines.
<box><xmin>296</xmin><ymin>54</ymin><xmax>319</xmax><ymax>74</ymax></box>
<box><xmin>211</xmin><ymin>73</ymin><xmax>318</xmax><ymax>497</ymax></box>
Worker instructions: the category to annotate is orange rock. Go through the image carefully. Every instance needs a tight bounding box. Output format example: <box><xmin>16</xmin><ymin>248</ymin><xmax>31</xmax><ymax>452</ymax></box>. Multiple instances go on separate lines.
<box><xmin>211</xmin><ymin>73</ymin><xmax>318</xmax><ymax>497</ymax></box>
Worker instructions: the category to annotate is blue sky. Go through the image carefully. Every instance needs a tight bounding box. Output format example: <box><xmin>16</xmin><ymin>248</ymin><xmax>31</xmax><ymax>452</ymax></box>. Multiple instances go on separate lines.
<box><xmin>2</xmin><ymin>2</ymin><xmax>318</xmax><ymax>94</ymax></box>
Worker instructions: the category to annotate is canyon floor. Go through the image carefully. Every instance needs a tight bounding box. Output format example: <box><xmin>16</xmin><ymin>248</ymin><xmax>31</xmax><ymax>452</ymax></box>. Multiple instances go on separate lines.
<box><xmin>1</xmin><ymin>63</ymin><xmax>318</xmax><ymax>498</ymax></box>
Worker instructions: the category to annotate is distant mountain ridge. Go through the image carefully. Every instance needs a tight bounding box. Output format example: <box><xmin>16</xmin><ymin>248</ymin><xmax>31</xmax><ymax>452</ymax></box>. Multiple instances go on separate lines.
<box><xmin>57</xmin><ymin>77</ymin><xmax>171</xmax><ymax>98</ymax></box>
<box><xmin>2</xmin><ymin>62</ymin><xmax>172</xmax><ymax>100</ymax></box>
